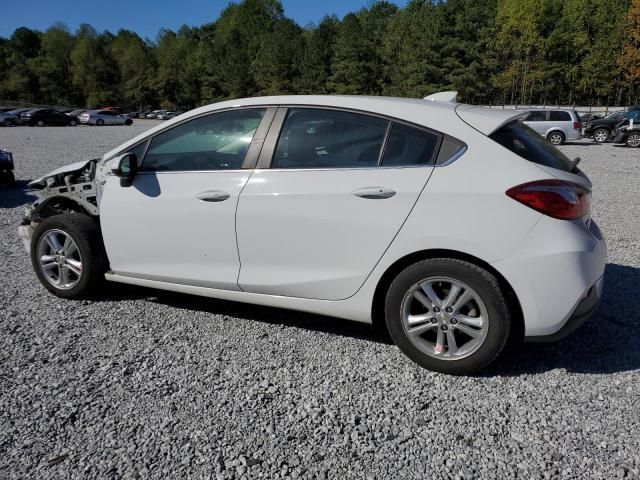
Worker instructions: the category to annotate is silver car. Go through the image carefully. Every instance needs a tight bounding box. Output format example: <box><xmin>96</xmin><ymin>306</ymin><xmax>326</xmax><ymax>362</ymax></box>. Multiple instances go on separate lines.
<box><xmin>521</xmin><ymin>109</ymin><xmax>582</xmax><ymax>145</ymax></box>
<box><xmin>79</xmin><ymin>110</ymin><xmax>133</xmax><ymax>126</ymax></box>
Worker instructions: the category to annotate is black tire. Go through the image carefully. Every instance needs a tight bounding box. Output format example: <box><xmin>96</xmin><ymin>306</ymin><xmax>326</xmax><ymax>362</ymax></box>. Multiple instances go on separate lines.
<box><xmin>36</xmin><ymin>119</ymin><xmax>45</xmax><ymax>127</ymax></box>
<box><xmin>30</xmin><ymin>214</ymin><xmax>108</xmax><ymax>298</ymax></box>
<box><xmin>625</xmin><ymin>132</ymin><xmax>640</xmax><ymax>148</ymax></box>
<box><xmin>385</xmin><ymin>258</ymin><xmax>511</xmax><ymax>375</ymax></box>
<box><xmin>69</xmin><ymin>120</ymin><xmax>77</xmax><ymax>127</ymax></box>
<box><xmin>125</xmin><ymin>118</ymin><xmax>133</xmax><ymax>125</ymax></box>
<box><xmin>0</xmin><ymin>120</ymin><xmax>7</xmax><ymax>127</ymax></box>
<box><xmin>547</xmin><ymin>131</ymin><xmax>565</xmax><ymax>145</ymax></box>
<box><xmin>96</xmin><ymin>119</ymin><xmax>104</xmax><ymax>126</ymax></box>
<box><xmin>593</xmin><ymin>127</ymin><xmax>610</xmax><ymax>143</ymax></box>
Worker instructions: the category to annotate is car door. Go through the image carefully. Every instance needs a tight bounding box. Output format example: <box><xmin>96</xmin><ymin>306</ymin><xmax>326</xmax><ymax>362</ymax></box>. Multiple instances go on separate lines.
<box><xmin>522</xmin><ymin>110</ymin><xmax>548</xmax><ymax>136</ymax></box>
<box><xmin>100</xmin><ymin>107</ymin><xmax>275</xmax><ymax>289</ymax></box>
<box><xmin>236</xmin><ymin>107</ymin><xmax>445</xmax><ymax>301</ymax></box>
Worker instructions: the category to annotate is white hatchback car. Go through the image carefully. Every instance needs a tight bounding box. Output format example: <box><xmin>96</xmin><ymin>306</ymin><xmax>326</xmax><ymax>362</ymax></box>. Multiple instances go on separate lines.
<box><xmin>19</xmin><ymin>95</ymin><xmax>606</xmax><ymax>374</ymax></box>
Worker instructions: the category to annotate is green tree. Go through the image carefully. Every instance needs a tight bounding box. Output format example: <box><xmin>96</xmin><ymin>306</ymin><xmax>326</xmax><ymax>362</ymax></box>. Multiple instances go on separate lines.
<box><xmin>295</xmin><ymin>16</ymin><xmax>339</xmax><ymax>94</ymax></box>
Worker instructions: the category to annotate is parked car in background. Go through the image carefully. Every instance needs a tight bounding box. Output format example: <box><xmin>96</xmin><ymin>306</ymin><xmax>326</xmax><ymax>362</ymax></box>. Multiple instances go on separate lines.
<box><xmin>0</xmin><ymin>107</ymin><xmax>16</xmax><ymax>113</ymax></box>
<box><xmin>0</xmin><ymin>111</ymin><xmax>19</xmax><ymax>126</ymax></box>
<box><xmin>521</xmin><ymin>108</ymin><xmax>582</xmax><ymax>145</ymax></box>
<box><xmin>67</xmin><ymin>109</ymin><xmax>86</xmax><ymax>117</ymax></box>
<box><xmin>156</xmin><ymin>111</ymin><xmax>182</xmax><ymax>120</ymax></box>
<box><xmin>7</xmin><ymin>108</ymin><xmax>31</xmax><ymax>124</ymax></box>
<box><xmin>18</xmin><ymin>94</ymin><xmax>606</xmax><ymax>375</ymax></box>
<box><xmin>579</xmin><ymin>112</ymin><xmax>601</xmax><ymax>123</ymax></box>
<box><xmin>0</xmin><ymin>149</ymin><xmax>15</xmax><ymax>186</ymax></box>
<box><xmin>146</xmin><ymin>110</ymin><xmax>166</xmax><ymax>119</ymax></box>
<box><xmin>612</xmin><ymin>122</ymin><xmax>640</xmax><ymax>147</ymax></box>
<box><xmin>584</xmin><ymin>108</ymin><xmax>640</xmax><ymax>143</ymax></box>
<box><xmin>21</xmin><ymin>109</ymin><xmax>79</xmax><ymax>127</ymax></box>
<box><xmin>79</xmin><ymin>110</ymin><xmax>133</xmax><ymax>126</ymax></box>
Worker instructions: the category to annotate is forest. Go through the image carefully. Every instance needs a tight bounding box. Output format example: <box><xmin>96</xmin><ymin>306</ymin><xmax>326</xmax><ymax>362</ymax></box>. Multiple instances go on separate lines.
<box><xmin>1</xmin><ymin>0</ymin><xmax>639</xmax><ymax>110</ymax></box>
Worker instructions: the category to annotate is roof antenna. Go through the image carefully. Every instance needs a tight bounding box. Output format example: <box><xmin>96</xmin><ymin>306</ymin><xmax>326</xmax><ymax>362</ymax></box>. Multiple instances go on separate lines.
<box><xmin>424</xmin><ymin>91</ymin><xmax>458</xmax><ymax>103</ymax></box>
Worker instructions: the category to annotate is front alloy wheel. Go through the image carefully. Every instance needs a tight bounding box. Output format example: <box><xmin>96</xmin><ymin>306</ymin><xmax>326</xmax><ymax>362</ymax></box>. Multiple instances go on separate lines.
<box><xmin>593</xmin><ymin>128</ymin><xmax>609</xmax><ymax>143</ymax></box>
<box><xmin>626</xmin><ymin>132</ymin><xmax>640</xmax><ymax>148</ymax></box>
<box><xmin>547</xmin><ymin>131</ymin><xmax>564</xmax><ymax>145</ymax></box>
<box><xmin>37</xmin><ymin>230</ymin><xmax>83</xmax><ymax>290</ymax></box>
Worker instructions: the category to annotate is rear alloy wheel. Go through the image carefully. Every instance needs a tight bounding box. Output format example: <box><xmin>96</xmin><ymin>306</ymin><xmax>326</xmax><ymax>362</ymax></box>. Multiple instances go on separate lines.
<box><xmin>31</xmin><ymin>214</ymin><xmax>108</xmax><ymax>298</ymax></box>
<box><xmin>385</xmin><ymin>258</ymin><xmax>511</xmax><ymax>375</ymax></box>
<box><xmin>547</xmin><ymin>131</ymin><xmax>565</xmax><ymax>145</ymax></box>
<box><xmin>593</xmin><ymin>128</ymin><xmax>609</xmax><ymax>143</ymax></box>
<box><xmin>96</xmin><ymin>119</ymin><xmax>104</xmax><ymax>126</ymax></box>
<box><xmin>626</xmin><ymin>132</ymin><xmax>640</xmax><ymax>148</ymax></box>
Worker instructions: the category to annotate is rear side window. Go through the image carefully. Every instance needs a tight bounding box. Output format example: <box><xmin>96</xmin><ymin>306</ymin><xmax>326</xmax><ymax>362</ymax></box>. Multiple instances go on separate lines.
<box><xmin>489</xmin><ymin>120</ymin><xmax>574</xmax><ymax>172</ymax></box>
<box><xmin>549</xmin><ymin>111</ymin><xmax>571</xmax><ymax>121</ymax></box>
<box><xmin>272</xmin><ymin>109</ymin><xmax>388</xmax><ymax>168</ymax></box>
<box><xmin>381</xmin><ymin>123</ymin><xmax>439</xmax><ymax>166</ymax></box>
<box><xmin>525</xmin><ymin>111</ymin><xmax>547</xmax><ymax>122</ymax></box>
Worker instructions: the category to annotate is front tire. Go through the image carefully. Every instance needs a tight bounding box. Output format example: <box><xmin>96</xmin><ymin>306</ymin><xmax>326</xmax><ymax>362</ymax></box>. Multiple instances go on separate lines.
<box><xmin>69</xmin><ymin>120</ymin><xmax>77</xmax><ymax>127</ymax></box>
<box><xmin>385</xmin><ymin>258</ymin><xmax>511</xmax><ymax>375</ymax></box>
<box><xmin>36</xmin><ymin>120</ymin><xmax>45</xmax><ymax>127</ymax></box>
<box><xmin>547</xmin><ymin>131</ymin><xmax>565</xmax><ymax>145</ymax></box>
<box><xmin>593</xmin><ymin>128</ymin><xmax>610</xmax><ymax>143</ymax></box>
<box><xmin>626</xmin><ymin>132</ymin><xmax>640</xmax><ymax>148</ymax></box>
<box><xmin>30</xmin><ymin>214</ymin><xmax>108</xmax><ymax>298</ymax></box>
<box><xmin>96</xmin><ymin>119</ymin><xmax>104</xmax><ymax>126</ymax></box>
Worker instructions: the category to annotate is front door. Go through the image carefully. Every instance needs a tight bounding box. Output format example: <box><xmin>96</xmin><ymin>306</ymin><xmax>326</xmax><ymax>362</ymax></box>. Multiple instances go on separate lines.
<box><xmin>101</xmin><ymin>107</ymin><xmax>270</xmax><ymax>289</ymax></box>
<box><xmin>236</xmin><ymin>107</ymin><xmax>443</xmax><ymax>300</ymax></box>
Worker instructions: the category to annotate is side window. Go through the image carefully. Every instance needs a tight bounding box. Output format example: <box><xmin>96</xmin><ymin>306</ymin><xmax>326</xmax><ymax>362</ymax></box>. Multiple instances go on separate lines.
<box><xmin>381</xmin><ymin>123</ymin><xmax>440</xmax><ymax>167</ymax></box>
<box><xmin>272</xmin><ymin>108</ymin><xmax>388</xmax><ymax>169</ymax></box>
<box><xmin>141</xmin><ymin>108</ymin><xmax>265</xmax><ymax>172</ymax></box>
<box><xmin>525</xmin><ymin>111</ymin><xmax>547</xmax><ymax>122</ymax></box>
<box><xmin>626</xmin><ymin>111</ymin><xmax>640</xmax><ymax>122</ymax></box>
<box><xmin>549</xmin><ymin>111</ymin><xmax>571</xmax><ymax>121</ymax></box>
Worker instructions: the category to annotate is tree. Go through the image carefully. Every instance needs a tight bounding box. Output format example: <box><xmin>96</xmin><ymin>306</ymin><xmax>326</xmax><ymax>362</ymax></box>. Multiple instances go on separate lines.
<box><xmin>619</xmin><ymin>0</ymin><xmax>640</xmax><ymax>102</ymax></box>
<box><xmin>294</xmin><ymin>16</ymin><xmax>339</xmax><ymax>94</ymax></box>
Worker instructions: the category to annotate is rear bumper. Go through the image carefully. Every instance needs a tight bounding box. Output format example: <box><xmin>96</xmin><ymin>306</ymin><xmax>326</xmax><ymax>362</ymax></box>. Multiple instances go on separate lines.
<box><xmin>566</xmin><ymin>129</ymin><xmax>582</xmax><ymax>141</ymax></box>
<box><xmin>525</xmin><ymin>275</ymin><xmax>603</xmax><ymax>342</ymax></box>
<box><xmin>492</xmin><ymin>216</ymin><xmax>607</xmax><ymax>339</ymax></box>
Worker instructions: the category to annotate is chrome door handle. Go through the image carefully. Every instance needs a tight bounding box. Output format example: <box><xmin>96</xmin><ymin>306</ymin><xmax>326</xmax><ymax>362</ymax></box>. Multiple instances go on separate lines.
<box><xmin>352</xmin><ymin>186</ymin><xmax>397</xmax><ymax>199</ymax></box>
<box><xmin>196</xmin><ymin>190</ymin><xmax>230</xmax><ymax>202</ymax></box>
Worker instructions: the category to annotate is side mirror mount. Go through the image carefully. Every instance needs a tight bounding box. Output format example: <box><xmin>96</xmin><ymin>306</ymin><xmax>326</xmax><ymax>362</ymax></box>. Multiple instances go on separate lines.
<box><xmin>111</xmin><ymin>152</ymin><xmax>138</xmax><ymax>187</ymax></box>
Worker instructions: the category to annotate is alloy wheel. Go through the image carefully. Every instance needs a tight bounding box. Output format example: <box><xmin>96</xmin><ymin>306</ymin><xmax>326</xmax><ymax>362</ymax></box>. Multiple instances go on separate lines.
<box><xmin>627</xmin><ymin>133</ymin><xmax>640</xmax><ymax>148</ymax></box>
<box><xmin>548</xmin><ymin>133</ymin><xmax>563</xmax><ymax>145</ymax></box>
<box><xmin>36</xmin><ymin>229</ymin><xmax>83</xmax><ymax>290</ymax></box>
<box><xmin>400</xmin><ymin>277</ymin><xmax>489</xmax><ymax>360</ymax></box>
<box><xmin>594</xmin><ymin>129</ymin><xmax>609</xmax><ymax>143</ymax></box>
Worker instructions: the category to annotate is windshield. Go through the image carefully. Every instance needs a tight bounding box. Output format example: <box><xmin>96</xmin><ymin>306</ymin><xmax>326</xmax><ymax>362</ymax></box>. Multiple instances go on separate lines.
<box><xmin>489</xmin><ymin>120</ymin><xmax>574</xmax><ymax>172</ymax></box>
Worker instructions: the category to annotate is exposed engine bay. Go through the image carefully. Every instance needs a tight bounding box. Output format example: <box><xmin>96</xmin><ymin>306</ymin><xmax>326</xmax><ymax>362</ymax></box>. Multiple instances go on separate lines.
<box><xmin>25</xmin><ymin>159</ymin><xmax>103</xmax><ymax>221</ymax></box>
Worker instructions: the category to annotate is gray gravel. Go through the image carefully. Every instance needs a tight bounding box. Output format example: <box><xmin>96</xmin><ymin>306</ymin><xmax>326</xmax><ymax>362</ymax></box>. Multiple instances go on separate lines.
<box><xmin>1</xmin><ymin>124</ymin><xmax>639</xmax><ymax>479</ymax></box>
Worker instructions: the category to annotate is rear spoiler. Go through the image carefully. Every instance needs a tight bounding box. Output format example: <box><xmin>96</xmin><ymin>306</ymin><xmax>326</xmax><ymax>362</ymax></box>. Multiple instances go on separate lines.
<box><xmin>455</xmin><ymin>104</ymin><xmax>528</xmax><ymax>136</ymax></box>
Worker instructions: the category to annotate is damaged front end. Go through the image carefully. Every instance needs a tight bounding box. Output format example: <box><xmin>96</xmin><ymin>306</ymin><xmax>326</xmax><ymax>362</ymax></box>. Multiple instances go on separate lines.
<box><xmin>18</xmin><ymin>159</ymin><xmax>105</xmax><ymax>253</ymax></box>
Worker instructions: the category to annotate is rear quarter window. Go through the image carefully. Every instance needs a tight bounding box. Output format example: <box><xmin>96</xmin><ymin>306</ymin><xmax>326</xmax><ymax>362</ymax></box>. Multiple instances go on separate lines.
<box><xmin>549</xmin><ymin>111</ymin><xmax>572</xmax><ymax>121</ymax></box>
<box><xmin>489</xmin><ymin>120</ymin><xmax>574</xmax><ymax>172</ymax></box>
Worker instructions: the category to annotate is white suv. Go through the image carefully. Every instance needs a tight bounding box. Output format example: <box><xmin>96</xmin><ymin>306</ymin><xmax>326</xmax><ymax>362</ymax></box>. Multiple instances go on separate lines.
<box><xmin>18</xmin><ymin>95</ymin><xmax>606</xmax><ymax>374</ymax></box>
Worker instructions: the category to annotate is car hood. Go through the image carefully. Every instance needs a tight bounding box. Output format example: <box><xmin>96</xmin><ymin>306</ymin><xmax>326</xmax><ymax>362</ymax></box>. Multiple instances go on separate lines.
<box><xmin>28</xmin><ymin>160</ymin><xmax>94</xmax><ymax>189</ymax></box>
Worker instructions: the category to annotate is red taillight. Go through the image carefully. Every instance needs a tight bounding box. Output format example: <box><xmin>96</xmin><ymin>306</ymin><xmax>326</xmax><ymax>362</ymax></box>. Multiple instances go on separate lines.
<box><xmin>506</xmin><ymin>180</ymin><xmax>590</xmax><ymax>220</ymax></box>
<box><xmin>573</xmin><ymin>121</ymin><xmax>581</xmax><ymax>130</ymax></box>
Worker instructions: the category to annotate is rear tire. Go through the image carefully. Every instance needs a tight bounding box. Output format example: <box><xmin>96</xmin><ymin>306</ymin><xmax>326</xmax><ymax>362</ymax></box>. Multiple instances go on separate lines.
<box><xmin>385</xmin><ymin>258</ymin><xmax>511</xmax><ymax>375</ymax></box>
<box><xmin>69</xmin><ymin>120</ymin><xmax>77</xmax><ymax>127</ymax></box>
<box><xmin>30</xmin><ymin>214</ymin><xmax>108</xmax><ymax>298</ymax></box>
<box><xmin>36</xmin><ymin>120</ymin><xmax>45</xmax><ymax>127</ymax></box>
<box><xmin>626</xmin><ymin>132</ymin><xmax>640</xmax><ymax>148</ymax></box>
<box><xmin>547</xmin><ymin>131</ymin><xmax>565</xmax><ymax>145</ymax></box>
<box><xmin>125</xmin><ymin>118</ymin><xmax>133</xmax><ymax>125</ymax></box>
<box><xmin>593</xmin><ymin>128</ymin><xmax>610</xmax><ymax>143</ymax></box>
<box><xmin>96</xmin><ymin>119</ymin><xmax>104</xmax><ymax>126</ymax></box>
<box><xmin>0</xmin><ymin>171</ymin><xmax>16</xmax><ymax>186</ymax></box>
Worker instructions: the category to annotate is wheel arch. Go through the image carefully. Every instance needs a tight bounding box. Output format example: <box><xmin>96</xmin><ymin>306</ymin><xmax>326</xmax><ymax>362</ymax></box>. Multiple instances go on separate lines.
<box><xmin>371</xmin><ymin>248</ymin><xmax>524</xmax><ymax>343</ymax></box>
<box><xmin>546</xmin><ymin>129</ymin><xmax>565</xmax><ymax>139</ymax></box>
<box><xmin>34</xmin><ymin>195</ymin><xmax>94</xmax><ymax>219</ymax></box>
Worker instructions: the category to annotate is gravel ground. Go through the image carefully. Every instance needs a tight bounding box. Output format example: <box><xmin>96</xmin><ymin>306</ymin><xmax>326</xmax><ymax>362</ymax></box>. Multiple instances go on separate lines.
<box><xmin>1</xmin><ymin>123</ymin><xmax>639</xmax><ymax>479</ymax></box>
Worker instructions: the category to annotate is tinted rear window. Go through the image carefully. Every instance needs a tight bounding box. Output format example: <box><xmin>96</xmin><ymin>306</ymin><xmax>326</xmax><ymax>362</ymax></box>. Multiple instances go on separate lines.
<box><xmin>549</xmin><ymin>111</ymin><xmax>572</xmax><ymax>121</ymax></box>
<box><xmin>489</xmin><ymin>120</ymin><xmax>574</xmax><ymax>172</ymax></box>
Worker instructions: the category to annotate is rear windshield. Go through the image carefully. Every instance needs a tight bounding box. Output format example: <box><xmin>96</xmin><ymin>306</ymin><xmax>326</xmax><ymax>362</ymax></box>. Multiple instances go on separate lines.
<box><xmin>489</xmin><ymin>120</ymin><xmax>574</xmax><ymax>172</ymax></box>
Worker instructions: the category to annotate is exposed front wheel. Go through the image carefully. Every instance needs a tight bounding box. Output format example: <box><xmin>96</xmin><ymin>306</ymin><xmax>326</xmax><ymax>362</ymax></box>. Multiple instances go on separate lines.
<box><xmin>626</xmin><ymin>132</ymin><xmax>640</xmax><ymax>148</ymax></box>
<box><xmin>385</xmin><ymin>258</ymin><xmax>511</xmax><ymax>375</ymax></box>
<box><xmin>547</xmin><ymin>131</ymin><xmax>565</xmax><ymax>145</ymax></box>
<box><xmin>30</xmin><ymin>214</ymin><xmax>108</xmax><ymax>298</ymax></box>
<box><xmin>593</xmin><ymin>128</ymin><xmax>609</xmax><ymax>143</ymax></box>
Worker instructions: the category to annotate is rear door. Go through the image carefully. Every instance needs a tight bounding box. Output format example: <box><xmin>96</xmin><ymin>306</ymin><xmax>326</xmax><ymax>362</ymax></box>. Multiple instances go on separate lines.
<box><xmin>236</xmin><ymin>107</ymin><xmax>443</xmax><ymax>300</ymax></box>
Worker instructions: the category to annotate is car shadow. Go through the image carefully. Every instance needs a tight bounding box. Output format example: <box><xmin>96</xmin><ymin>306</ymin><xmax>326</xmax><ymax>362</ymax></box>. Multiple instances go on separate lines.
<box><xmin>563</xmin><ymin>141</ymin><xmax>601</xmax><ymax>147</ymax></box>
<box><xmin>94</xmin><ymin>263</ymin><xmax>639</xmax><ymax>375</ymax></box>
<box><xmin>0</xmin><ymin>180</ymin><xmax>35</xmax><ymax>208</ymax></box>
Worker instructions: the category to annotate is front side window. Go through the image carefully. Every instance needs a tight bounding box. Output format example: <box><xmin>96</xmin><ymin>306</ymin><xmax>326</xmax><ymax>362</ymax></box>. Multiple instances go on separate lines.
<box><xmin>142</xmin><ymin>108</ymin><xmax>265</xmax><ymax>171</ymax></box>
<box><xmin>272</xmin><ymin>109</ymin><xmax>388</xmax><ymax>168</ymax></box>
<box><xmin>549</xmin><ymin>111</ymin><xmax>571</xmax><ymax>121</ymax></box>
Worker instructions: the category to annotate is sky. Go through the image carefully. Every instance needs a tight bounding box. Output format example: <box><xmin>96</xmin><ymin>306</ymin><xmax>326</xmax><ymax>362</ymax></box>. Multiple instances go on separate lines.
<box><xmin>0</xmin><ymin>0</ymin><xmax>410</xmax><ymax>40</ymax></box>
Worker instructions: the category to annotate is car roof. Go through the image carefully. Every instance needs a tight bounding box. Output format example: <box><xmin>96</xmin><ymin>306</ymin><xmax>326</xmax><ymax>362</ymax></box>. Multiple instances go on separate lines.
<box><xmin>103</xmin><ymin>95</ymin><xmax>523</xmax><ymax>160</ymax></box>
